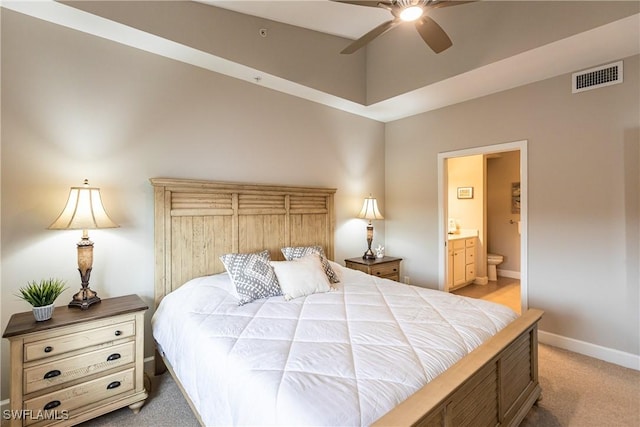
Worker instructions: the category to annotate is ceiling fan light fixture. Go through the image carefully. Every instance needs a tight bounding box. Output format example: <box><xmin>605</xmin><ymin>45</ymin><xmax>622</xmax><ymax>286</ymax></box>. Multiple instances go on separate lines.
<box><xmin>399</xmin><ymin>5</ymin><xmax>424</xmax><ymax>22</ymax></box>
<box><xmin>334</xmin><ymin>0</ymin><xmax>471</xmax><ymax>54</ymax></box>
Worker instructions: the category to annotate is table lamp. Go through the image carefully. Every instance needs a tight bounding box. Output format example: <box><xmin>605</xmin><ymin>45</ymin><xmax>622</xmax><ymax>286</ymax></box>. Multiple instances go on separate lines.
<box><xmin>48</xmin><ymin>179</ymin><xmax>119</xmax><ymax>309</ymax></box>
<box><xmin>357</xmin><ymin>194</ymin><xmax>384</xmax><ymax>260</ymax></box>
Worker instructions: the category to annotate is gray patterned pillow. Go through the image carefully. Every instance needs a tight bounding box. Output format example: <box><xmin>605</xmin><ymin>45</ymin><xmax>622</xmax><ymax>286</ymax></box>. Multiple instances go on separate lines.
<box><xmin>219</xmin><ymin>250</ymin><xmax>281</xmax><ymax>305</ymax></box>
<box><xmin>280</xmin><ymin>246</ymin><xmax>339</xmax><ymax>284</ymax></box>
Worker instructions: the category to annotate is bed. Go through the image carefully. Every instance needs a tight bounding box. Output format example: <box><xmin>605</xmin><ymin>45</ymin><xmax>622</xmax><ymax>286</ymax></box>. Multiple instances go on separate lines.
<box><xmin>150</xmin><ymin>178</ymin><xmax>543</xmax><ymax>427</ymax></box>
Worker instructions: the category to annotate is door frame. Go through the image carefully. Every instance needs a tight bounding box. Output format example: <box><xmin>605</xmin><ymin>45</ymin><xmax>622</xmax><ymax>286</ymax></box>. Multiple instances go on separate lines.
<box><xmin>437</xmin><ymin>140</ymin><xmax>528</xmax><ymax>310</ymax></box>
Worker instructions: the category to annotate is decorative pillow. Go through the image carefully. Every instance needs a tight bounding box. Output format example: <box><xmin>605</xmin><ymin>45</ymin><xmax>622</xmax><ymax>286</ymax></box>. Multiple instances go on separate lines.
<box><xmin>281</xmin><ymin>245</ymin><xmax>339</xmax><ymax>283</ymax></box>
<box><xmin>327</xmin><ymin>259</ymin><xmax>344</xmax><ymax>284</ymax></box>
<box><xmin>271</xmin><ymin>254</ymin><xmax>331</xmax><ymax>301</ymax></box>
<box><xmin>219</xmin><ymin>250</ymin><xmax>281</xmax><ymax>305</ymax></box>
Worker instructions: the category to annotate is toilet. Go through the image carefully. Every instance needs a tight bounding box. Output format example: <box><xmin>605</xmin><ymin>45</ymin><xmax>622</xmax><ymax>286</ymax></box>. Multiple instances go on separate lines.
<box><xmin>487</xmin><ymin>253</ymin><xmax>504</xmax><ymax>281</ymax></box>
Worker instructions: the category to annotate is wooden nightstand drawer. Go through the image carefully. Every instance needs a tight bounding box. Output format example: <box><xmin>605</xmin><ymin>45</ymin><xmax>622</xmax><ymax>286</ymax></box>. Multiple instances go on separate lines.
<box><xmin>344</xmin><ymin>256</ymin><xmax>402</xmax><ymax>282</ymax></box>
<box><xmin>23</xmin><ymin>368</ymin><xmax>135</xmax><ymax>426</ymax></box>
<box><xmin>24</xmin><ymin>341</ymin><xmax>135</xmax><ymax>394</ymax></box>
<box><xmin>344</xmin><ymin>262</ymin><xmax>368</xmax><ymax>275</ymax></box>
<box><xmin>370</xmin><ymin>263</ymin><xmax>400</xmax><ymax>279</ymax></box>
<box><xmin>24</xmin><ymin>321</ymin><xmax>135</xmax><ymax>363</ymax></box>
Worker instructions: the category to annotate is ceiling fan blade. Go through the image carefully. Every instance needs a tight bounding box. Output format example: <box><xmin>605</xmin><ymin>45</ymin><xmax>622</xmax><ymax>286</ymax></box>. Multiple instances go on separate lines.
<box><xmin>341</xmin><ymin>19</ymin><xmax>399</xmax><ymax>54</ymax></box>
<box><xmin>428</xmin><ymin>0</ymin><xmax>475</xmax><ymax>10</ymax></box>
<box><xmin>414</xmin><ymin>15</ymin><xmax>452</xmax><ymax>53</ymax></box>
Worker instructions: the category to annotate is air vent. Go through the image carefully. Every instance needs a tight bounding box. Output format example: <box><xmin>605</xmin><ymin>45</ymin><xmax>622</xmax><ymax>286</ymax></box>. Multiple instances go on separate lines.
<box><xmin>572</xmin><ymin>61</ymin><xmax>623</xmax><ymax>93</ymax></box>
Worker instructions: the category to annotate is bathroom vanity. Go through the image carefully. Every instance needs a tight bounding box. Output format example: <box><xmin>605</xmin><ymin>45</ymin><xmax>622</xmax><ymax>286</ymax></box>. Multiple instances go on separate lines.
<box><xmin>447</xmin><ymin>231</ymin><xmax>477</xmax><ymax>290</ymax></box>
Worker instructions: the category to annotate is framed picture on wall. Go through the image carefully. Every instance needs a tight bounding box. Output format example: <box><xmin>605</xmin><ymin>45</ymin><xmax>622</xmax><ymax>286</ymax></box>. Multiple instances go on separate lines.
<box><xmin>457</xmin><ymin>187</ymin><xmax>474</xmax><ymax>199</ymax></box>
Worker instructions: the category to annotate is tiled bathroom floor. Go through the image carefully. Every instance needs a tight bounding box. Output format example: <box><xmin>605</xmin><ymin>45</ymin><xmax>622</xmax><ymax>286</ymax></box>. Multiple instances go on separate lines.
<box><xmin>451</xmin><ymin>276</ymin><xmax>521</xmax><ymax>314</ymax></box>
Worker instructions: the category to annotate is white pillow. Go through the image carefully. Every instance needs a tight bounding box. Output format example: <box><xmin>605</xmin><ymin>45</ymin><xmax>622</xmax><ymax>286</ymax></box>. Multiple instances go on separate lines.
<box><xmin>280</xmin><ymin>245</ymin><xmax>340</xmax><ymax>283</ymax></box>
<box><xmin>271</xmin><ymin>254</ymin><xmax>331</xmax><ymax>301</ymax></box>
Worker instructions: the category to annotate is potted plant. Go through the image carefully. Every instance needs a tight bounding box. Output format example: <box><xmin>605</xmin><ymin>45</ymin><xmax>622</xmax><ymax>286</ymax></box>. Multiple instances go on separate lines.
<box><xmin>16</xmin><ymin>278</ymin><xmax>67</xmax><ymax>321</ymax></box>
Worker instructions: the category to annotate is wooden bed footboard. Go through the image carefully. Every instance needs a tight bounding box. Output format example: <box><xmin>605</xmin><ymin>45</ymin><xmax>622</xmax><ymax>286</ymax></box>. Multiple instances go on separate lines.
<box><xmin>374</xmin><ymin>308</ymin><xmax>543</xmax><ymax>427</ymax></box>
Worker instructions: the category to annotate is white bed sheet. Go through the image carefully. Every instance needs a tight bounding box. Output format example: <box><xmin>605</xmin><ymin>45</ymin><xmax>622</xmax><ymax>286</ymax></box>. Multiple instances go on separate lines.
<box><xmin>152</xmin><ymin>263</ymin><xmax>517</xmax><ymax>426</ymax></box>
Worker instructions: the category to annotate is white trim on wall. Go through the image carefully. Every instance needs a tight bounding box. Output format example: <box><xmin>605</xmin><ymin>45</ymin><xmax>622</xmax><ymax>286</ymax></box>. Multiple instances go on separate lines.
<box><xmin>539</xmin><ymin>330</ymin><xmax>640</xmax><ymax>371</ymax></box>
<box><xmin>497</xmin><ymin>269</ymin><xmax>521</xmax><ymax>279</ymax></box>
<box><xmin>437</xmin><ymin>140</ymin><xmax>528</xmax><ymax>309</ymax></box>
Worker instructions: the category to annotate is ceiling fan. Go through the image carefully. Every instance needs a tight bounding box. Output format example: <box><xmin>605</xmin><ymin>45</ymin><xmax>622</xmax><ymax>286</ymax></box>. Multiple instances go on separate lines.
<box><xmin>333</xmin><ymin>0</ymin><xmax>472</xmax><ymax>54</ymax></box>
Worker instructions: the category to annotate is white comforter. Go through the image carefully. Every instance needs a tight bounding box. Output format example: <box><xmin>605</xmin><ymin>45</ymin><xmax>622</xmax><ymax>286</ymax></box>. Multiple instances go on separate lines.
<box><xmin>152</xmin><ymin>263</ymin><xmax>517</xmax><ymax>426</ymax></box>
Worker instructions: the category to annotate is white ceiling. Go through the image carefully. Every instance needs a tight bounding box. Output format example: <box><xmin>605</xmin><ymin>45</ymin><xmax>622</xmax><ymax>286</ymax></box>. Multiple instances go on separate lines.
<box><xmin>3</xmin><ymin>1</ymin><xmax>639</xmax><ymax>122</ymax></box>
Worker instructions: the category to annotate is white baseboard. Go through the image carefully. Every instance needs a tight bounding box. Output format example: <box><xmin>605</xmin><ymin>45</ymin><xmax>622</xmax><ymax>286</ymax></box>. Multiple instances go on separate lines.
<box><xmin>538</xmin><ymin>330</ymin><xmax>640</xmax><ymax>371</ymax></box>
<box><xmin>497</xmin><ymin>269</ymin><xmax>520</xmax><ymax>279</ymax></box>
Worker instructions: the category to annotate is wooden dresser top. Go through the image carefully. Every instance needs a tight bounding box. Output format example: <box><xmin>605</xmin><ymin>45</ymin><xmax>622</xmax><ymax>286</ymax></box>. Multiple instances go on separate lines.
<box><xmin>3</xmin><ymin>294</ymin><xmax>148</xmax><ymax>338</ymax></box>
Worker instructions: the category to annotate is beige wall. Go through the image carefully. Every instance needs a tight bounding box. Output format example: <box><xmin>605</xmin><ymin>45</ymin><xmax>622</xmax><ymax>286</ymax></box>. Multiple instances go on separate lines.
<box><xmin>0</xmin><ymin>10</ymin><xmax>385</xmax><ymax>399</ymax></box>
<box><xmin>385</xmin><ymin>54</ymin><xmax>639</xmax><ymax>356</ymax></box>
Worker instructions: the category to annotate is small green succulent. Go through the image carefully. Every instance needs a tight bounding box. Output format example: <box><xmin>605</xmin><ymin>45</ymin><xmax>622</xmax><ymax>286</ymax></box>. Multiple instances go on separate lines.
<box><xmin>16</xmin><ymin>278</ymin><xmax>68</xmax><ymax>307</ymax></box>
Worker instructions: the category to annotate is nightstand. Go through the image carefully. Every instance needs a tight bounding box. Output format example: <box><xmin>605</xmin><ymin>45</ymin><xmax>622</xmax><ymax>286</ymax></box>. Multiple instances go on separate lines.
<box><xmin>344</xmin><ymin>256</ymin><xmax>403</xmax><ymax>281</ymax></box>
<box><xmin>2</xmin><ymin>294</ymin><xmax>149</xmax><ymax>427</ymax></box>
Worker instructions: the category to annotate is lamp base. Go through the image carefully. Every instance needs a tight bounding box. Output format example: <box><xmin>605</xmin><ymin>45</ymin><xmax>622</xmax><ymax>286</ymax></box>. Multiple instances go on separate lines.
<box><xmin>363</xmin><ymin>225</ymin><xmax>376</xmax><ymax>259</ymax></box>
<box><xmin>69</xmin><ymin>286</ymin><xmax>101</xmax><ymax>310</ymax></box>
<box><xmin>362</xmin><ymin>249</ymin><xmax>376</xmax><ymax>260</ymax></box>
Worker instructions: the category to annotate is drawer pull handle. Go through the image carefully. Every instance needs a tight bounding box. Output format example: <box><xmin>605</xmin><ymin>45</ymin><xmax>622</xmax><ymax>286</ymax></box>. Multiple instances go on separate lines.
<box><xmin>376</xmin><ymin>272</ymin><xmax>381</xmax><ymax>275</ymax></box>
<box><xmin>44</xmin><ymin>370</ymin><xmax>61</xmax><ymax>379</ymax></box>
<box><xmin>393</xmin><ymin>268</ymin><xmax>397</xmax><ymax>272</ymax></box>
<box><xmin>114</xmin><ymin>330</ymin><xmax>122</xmax><ymax>336</ymax></box>
<box><xmin>107</xmin><ymin>353</ymin><xmax>121</xmax><ymax>362</ymax></box>
<box><xmin>44</xmin><ymin>346</ymin><xmax>53</xmax><ymax>353</ymax></box>
<box><xmin>43</xmin><ymin>400</ymin><xmax>61</xmax><ymax>410</ymax></box>
<box><xmin>107</xmin><ymin>381</ymin><xmax>121</xmax><ymax>390</ymax></box>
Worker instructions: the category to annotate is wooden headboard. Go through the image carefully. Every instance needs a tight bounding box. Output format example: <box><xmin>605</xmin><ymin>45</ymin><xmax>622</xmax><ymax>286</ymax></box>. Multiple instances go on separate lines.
<box><xmin>151</xmin><ymin>178</ymin><xmax>336</xmax><ymax>307</ymax></box>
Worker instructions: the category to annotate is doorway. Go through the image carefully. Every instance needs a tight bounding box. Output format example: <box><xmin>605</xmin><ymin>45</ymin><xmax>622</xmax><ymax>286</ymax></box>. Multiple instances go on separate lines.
<box><xmin>437</xmin><ymin>140</ymin><xmax>528</xmax><ymax>312</ymax></box>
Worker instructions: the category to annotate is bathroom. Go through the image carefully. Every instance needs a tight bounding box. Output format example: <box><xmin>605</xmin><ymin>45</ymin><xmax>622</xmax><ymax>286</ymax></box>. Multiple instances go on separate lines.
<box><xmin>446</xmin><ymin>150</ymin><xmax>521</xmax><ymax>310</ymax></box>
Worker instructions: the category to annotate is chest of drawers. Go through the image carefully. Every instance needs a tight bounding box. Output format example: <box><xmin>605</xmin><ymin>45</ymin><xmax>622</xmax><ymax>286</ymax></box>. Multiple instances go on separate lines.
<box><xmin>2</xmin><ymin>295</ymin><xmax>148</xmax><ymax>426</ymax></box>
<box><xmin>344</xmin><ymin>256</ymin><xmax>402</xmax><ymax>282</ymax></box>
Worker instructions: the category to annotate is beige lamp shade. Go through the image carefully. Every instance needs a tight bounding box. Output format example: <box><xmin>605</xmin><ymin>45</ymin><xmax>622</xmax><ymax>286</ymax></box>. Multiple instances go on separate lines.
<box><xmin>48</xmin><ymin>180</ymin><xmax>119</xmax><ymax>230</ymax></box>
<box><xmin>357</xmin><ymin>195</ymin><xmax>384</xmax><ymax>221</ymax></box>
